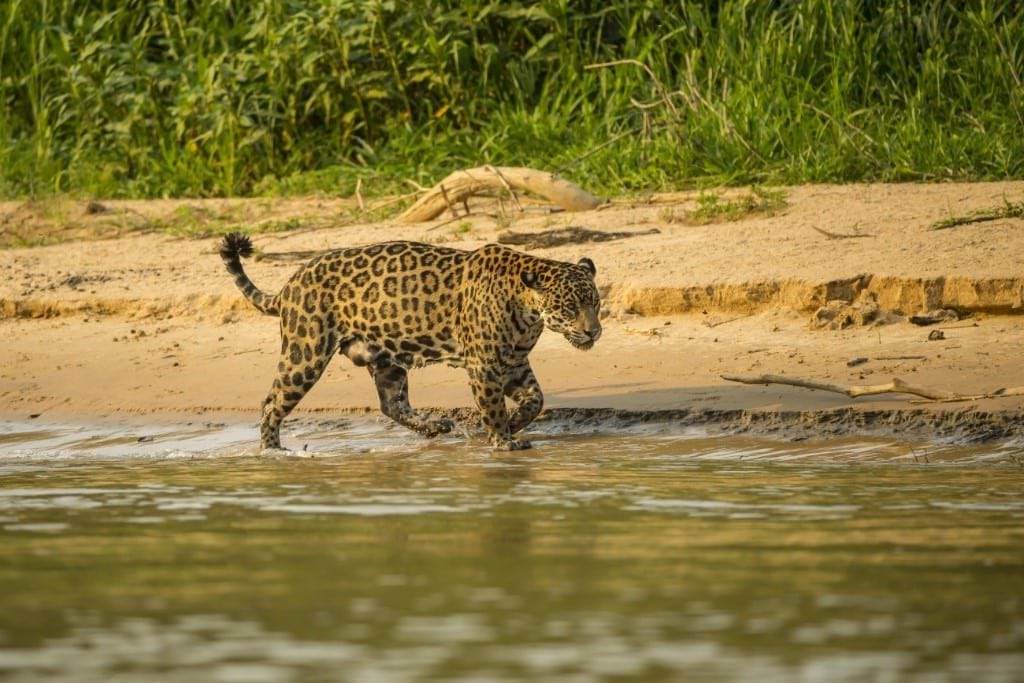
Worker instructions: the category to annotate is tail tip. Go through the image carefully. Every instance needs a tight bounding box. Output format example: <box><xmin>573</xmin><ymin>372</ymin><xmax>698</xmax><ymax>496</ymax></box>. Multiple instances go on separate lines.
<box><xmin>220</xmin><ymin>232</ymin><xmax>254</xmax><ymax>261</ymax></box>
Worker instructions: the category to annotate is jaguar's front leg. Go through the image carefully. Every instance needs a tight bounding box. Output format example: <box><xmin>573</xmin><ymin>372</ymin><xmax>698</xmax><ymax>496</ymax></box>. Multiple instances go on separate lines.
<box><xmin>466</xmin><ymin>363</ymin><xmax>531</xmax><ymax>451</ymax></box>
<box><xmin>369</xmin><ymin>363</ymin><xmax>454</xmax><ymax>437</ymax></box>
<box><xmin>504</xmin><ymin>362</ymin><xmax>544</xmax><ymax>435</ymax></box>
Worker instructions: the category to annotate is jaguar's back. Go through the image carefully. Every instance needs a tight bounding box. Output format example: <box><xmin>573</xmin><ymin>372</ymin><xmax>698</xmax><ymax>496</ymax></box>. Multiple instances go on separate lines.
<box><xmin>277</xmin><ymin>241</ymin><xmax>470</xmax><ymax>370</ymax></box>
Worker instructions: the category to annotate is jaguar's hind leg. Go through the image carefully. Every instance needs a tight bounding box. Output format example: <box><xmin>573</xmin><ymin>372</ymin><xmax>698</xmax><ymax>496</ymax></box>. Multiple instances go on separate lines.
<box><xmin>369</xmin><ymin>363</ymin><xmax>454</xmax><ymax>437</ymax></box>
<box><xmin>259</xmin><ymin>328</ymin><xmax>334</xmax><ymax>450</ymax></box>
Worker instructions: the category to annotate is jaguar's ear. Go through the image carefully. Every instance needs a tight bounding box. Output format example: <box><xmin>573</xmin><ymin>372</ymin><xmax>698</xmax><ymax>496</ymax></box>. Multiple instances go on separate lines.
<box><xmin>521</xmin><ymin>270</ymin><xmax>542</xmax><ymax>291</ymax></box>
<box><xmin>577</xmin><ymin>257</ymin><xmax>596</xmax><ymax>278</ymax></box>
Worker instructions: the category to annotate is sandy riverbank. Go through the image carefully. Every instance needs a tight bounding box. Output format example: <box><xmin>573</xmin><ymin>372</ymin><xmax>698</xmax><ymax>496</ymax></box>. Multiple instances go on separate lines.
<box><xmin>2</xmin><ymin>182</ymin><xmax>1023</xmax><ymax>445</ymax></box>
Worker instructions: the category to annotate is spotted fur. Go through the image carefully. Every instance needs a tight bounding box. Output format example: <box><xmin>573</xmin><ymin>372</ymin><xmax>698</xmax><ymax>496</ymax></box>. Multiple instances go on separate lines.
<box><xmin>219</xmin><ymin>233</ymin><xmax>601</xmax><ymax>450</ymax></box>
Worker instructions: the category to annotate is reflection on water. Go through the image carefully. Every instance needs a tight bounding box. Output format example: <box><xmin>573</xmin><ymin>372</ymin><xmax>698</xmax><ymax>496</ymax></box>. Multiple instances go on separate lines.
<box><xmin>1</xmin><ymin>418</ymin><xmax>1023</xmax><ymax>682</ymax></box>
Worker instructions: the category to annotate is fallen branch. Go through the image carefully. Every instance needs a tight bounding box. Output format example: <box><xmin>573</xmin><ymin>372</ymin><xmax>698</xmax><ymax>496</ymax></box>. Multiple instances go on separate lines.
<box><xmin>723</xmin><ymin>373</ymin><xmax>957</xmax><ymax>401</ymax></box>
<box><xmin>917</xmin><ymin>386</ymin><xmax>1024</xmax><ymax>404</ymax></box>
<box><xmin>721</xmin><ymin>373</ymin><xmax>1024</xmax><ymax>404</ymax></box>
<box><xmin>812</xmin><ymin>225</ymin><xmax>873</xmax><ymax>239</ymax></box>
<box><xmin>397</xmin><ymin>167</ymin><xmax>602</xmax><ymax>223</ymax></box>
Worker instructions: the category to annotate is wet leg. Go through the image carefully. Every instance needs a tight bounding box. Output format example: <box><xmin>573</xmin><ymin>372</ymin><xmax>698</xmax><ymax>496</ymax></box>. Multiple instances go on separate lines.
<box><xmin>467</xmin><ymin>364</ymin><xmax>530</xmax><ymax>451</ymax></box>
<box><xmin>505</xmin><ymin>363</ymin><xmax>544</xmax><ymax>435</ymax></box>
<box><xmin>259</xmin><ymin>328</ymin><xmax>334</xmax><ymax>450</ymax></box>
<box><xmin>369</xmin><ymin>363</ymin><xmax>454</xmax><ymax>437</ymax></box>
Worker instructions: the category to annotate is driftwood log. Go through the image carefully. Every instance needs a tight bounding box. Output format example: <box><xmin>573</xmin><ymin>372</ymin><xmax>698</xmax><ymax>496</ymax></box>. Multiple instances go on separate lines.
<box><xmin>721</xmin><ymin>373</ymin><xmax>1024</xmax><ymax>404</ymax></box>
<box><xmin>397</xmin><ymin>166</ymin><xmax>602</xmax><ymax>223</ymax></box>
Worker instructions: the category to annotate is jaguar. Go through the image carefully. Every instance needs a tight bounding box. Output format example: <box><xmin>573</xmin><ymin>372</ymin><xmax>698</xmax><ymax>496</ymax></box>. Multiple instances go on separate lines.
<box><xmin>219</xmin><ymin>233</ymin><xmax>601</xmax><ymax>451</ymax></box>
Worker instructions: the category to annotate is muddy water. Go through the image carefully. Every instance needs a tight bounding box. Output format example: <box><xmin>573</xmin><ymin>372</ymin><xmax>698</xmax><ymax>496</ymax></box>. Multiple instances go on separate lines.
<box><xmin>1</xmin><ymin>419</ymin><xmax>1023</xmax><ymax>682</ymax></box>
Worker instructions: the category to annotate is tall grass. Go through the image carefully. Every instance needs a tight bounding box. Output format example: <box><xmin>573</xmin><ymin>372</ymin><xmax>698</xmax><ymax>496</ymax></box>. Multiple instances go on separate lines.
<box><xmin>2</xmin><ymin>1</ymin><xmax>1022</xmax><ymax>198</ymax></box>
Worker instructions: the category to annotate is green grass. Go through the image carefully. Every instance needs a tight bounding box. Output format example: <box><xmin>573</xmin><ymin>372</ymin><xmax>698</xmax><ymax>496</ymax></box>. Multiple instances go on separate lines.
<box><xmin>686</xmin><ymin>187</ymin><xmax>789</xmax><ymax>225</ymax></box>
<box><xmin>2</xmin><ymin>1</ymin><xmax>1023</xmax><ymax>200</ymax></box>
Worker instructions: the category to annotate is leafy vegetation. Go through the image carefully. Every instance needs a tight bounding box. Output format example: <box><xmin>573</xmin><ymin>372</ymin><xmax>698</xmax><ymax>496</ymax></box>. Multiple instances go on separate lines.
<box><xmin>2</xmin><ymin>1</ymin><xmax>1023</xmax><ymax>199</ymax></box>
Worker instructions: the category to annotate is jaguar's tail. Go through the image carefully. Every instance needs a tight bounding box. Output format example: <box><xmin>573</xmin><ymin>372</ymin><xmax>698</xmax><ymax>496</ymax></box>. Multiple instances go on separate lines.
<box><xmin>219</xmin><ymin>232</ymin><xmax>280</xmax><ymax>316</ymax></box>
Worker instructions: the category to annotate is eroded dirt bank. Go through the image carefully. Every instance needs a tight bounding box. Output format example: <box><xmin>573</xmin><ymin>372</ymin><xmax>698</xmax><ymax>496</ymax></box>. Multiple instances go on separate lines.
<box><xmin>2</xmin><ymin>182</ymin><xmax>1023</xmax><ymax>445</ymax></box>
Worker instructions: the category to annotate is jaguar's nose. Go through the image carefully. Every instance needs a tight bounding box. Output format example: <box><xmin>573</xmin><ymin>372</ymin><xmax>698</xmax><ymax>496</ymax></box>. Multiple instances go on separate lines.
<box><xmin>585</xmin><ymin>325</ymin><xmax>602</xmax><ymax>342</ymax></box>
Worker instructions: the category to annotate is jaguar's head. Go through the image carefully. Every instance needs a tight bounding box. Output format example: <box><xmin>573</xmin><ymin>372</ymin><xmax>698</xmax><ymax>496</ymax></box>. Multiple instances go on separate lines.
<box><xmin>522</xmin><ymin>257</ymin><xmax>602</xmax><ymax>350</ymax></box>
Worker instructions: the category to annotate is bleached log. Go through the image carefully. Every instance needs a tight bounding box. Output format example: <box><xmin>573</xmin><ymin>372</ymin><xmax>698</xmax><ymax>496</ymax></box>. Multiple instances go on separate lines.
<box><xmin>396</xmin><ymin>166</ymin><xmax>602</xmax><ymax>223</ymax></box>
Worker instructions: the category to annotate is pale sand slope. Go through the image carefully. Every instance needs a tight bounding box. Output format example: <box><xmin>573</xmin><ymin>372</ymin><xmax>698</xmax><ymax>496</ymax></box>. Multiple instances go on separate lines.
<box><xmin>1</xmin><ymin>182</ymin><xmax>1023</xmax><ymax>443</ymax></box>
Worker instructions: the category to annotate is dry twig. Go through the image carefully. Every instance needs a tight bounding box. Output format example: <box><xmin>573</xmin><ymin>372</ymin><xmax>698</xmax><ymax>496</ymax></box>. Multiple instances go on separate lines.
<box><xmin>704</xmin><ymin>314</ymin><xmax>753</xmax><ymax>328</ymax></box>
<box><xmin>439</xmin><ymin>184</ymin><xmax>459</xmax><ymax>219</ymax></box>
<box><xmin>485</xmin><ymin>165</ymin><xmax>524</xmax><ymax>213</ymax></box>
<box><xmin>354</xmin><ymin>178</ymin><xmax>365</xmax><ymax>211</ymax></box>
<box><xmin>812</xmin><ymin>225</ymin><xmax>873</xmax><ymax>239</ymax></box>
<box><xmin>555</xmin><ymin>126</ymin><xmax>648</xmax><ymax>174</ymax></box>
<box><xmin>585</xmin><ymin>60</ymin><xmax>681</xmax><ymax>120</ymax></box>
<box><xmin>367</xmin><ymin>190</ymin><xmax>421</xmax><ymax>213</ymax></box>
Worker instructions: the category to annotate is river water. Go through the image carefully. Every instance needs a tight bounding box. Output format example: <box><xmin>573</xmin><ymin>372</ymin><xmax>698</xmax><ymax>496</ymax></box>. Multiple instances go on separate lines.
<box><xmin>1</xmin><ymin>419</ymin><xmax>1022</xmax><ymax>682</ymax></box>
